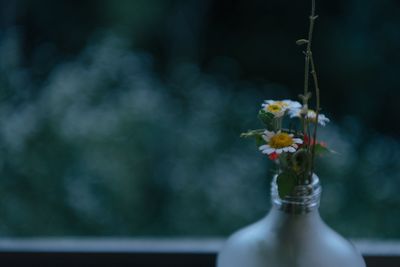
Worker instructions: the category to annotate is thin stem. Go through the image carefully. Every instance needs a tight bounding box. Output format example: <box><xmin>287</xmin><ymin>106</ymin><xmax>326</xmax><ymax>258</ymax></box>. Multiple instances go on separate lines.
<box><xmin>303</xmin><ymin>0</ymin><xmax>316</xmax><ymax>99</ymax></box>
<box><xmin>302</xmin><ymin>0</ymin><xmax>317</xmax><ymax>141</ymax></box>
<box><xmin>309</xmin><ymin>55</ymin><xmax>320</xmax><ymax>178</ymax></box>
<box><xmin>302</xmin><ymin>0</ymin><xmax>319</xmax><ymax>183</ymax></box>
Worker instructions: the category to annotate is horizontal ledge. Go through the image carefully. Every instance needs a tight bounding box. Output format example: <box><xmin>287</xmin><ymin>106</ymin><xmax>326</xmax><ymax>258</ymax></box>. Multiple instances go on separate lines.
<box><xmin>0</xmin><ymin>238</ymin><xmax>223</xmax><ymax>254</ymax></box>
<box><xmin>0</xmin><ymin>238</ymin><xmax>399</xmax><ymax>256</ymax></box>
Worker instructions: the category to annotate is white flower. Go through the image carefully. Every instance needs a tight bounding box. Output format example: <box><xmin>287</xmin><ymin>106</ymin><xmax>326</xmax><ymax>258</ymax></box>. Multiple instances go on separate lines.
<box><xmin>259</xmin><ymin>130</ymin><xmax>303</xmax><ymax>155</ymax></box>
<box><xmin>261</xmin><ymin>100</ymin><xmax>302</xmax><ymax>118</ymax></box>
<box><xmin>290</xmin><ymin>109</ymin><xmax>330</xmax><ymax>126</ymax></box>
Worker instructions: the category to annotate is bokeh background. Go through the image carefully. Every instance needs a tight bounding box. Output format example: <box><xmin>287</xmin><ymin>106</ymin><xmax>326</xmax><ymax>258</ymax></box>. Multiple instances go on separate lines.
<box><xmin>0</xmin><ymin>0</ymin><xmax>399</xmax><ymax>238</ymax></box>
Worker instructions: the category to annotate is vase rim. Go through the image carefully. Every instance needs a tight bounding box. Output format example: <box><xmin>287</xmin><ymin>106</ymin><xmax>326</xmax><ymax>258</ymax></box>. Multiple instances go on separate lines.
<box><xmin>271</xmin><ymin>173</ymin><xmax>321</xmax><ymax>214</ymax></box>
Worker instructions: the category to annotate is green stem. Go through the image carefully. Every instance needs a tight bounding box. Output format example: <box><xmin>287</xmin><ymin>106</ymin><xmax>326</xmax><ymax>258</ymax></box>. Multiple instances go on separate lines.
<box><xmin>302</xmin><ymin>0</ymin><xmax>316</xmax><ymax>136</ymax></box>
<box><xmin>302</xmin><ymin>0</ymin><xmax>318</xmax><ymax>183</ymax></box>
<box><xmin>303</xmin><ymin>2</ymin><xmax>315</xmax><ymax>100</ymax></box>
<box><xmin>309</xmin><ymin>55</ymin><xmax>320</xmax><ymax>179</ymax></box>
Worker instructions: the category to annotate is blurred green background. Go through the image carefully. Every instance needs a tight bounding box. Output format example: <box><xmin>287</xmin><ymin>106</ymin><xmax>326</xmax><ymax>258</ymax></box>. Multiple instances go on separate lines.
<box><xmin>0</xmin><ymin>0</ymin><xmax>399</xmax><ymax>238</ymax></box>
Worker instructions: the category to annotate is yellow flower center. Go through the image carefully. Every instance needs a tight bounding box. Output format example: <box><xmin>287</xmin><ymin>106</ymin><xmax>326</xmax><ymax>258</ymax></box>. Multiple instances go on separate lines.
<box><xmin>269</xmin><ymin>133</ymin><xmax>294</xmax><ymax>148</ymax></box>
<box><xmin>267</xmin><ymin>104</ymin><xmax>283</xmax><ymax>113</ymax></box>
<box><xmin>275</xmin><ymin>101</ymin><xmax>288</xmax><ymax>107</ymax></box>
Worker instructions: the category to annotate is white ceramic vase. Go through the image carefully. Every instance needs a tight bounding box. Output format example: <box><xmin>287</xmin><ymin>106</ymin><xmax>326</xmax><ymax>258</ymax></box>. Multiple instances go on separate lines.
<box><xmin>217</xmin><ymin>175</ymin><xmax>366</xmax><ymax>267</ymax></box>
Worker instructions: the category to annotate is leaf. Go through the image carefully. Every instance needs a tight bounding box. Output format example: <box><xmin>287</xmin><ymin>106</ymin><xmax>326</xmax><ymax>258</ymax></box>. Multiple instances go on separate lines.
<box><xmin>313</xmin><ymin>143</ymin><xmax>330</xmax><ymax>155</ymax></box>
<box><xmin>240</xmin><ymin>129</ymin><xmax>265</xmax><ymax>147</ymax></box>
<box><xmin>298</xmin><ymin>92</ymin><xmax>312</xmax><ymax>102</ymax></box>
<box><xmin>278</xmin><ymin>153</ymin><xmax>290</xmax><ymax>170</ymax></box>
<box><xmin>276</xmin><ymin>171</ymin><xmax>297</xmax><ymax>199</ymax></box>
<box><xmin>258</xmin><ymin>110</ymin><xmax>275</xmax><ymax>130</ymax></box>
<box><xmin>296</xmin><ymin>39</ymin><xmax>309</xmax><ymax>45</ymax></box>
<box><xmin>240</xmin><ymin>129</ymin><xmax>264</xmax><ymax>138</ymax></box>
<box><xmin>255</xmin><ymin>134</ymin><xmax>265</xmax><ymax>147</ymax></box>
<box><xmin>291</xmin><ymin>149</ymin><xmax>310</xmax><ymax>174</ymax></box>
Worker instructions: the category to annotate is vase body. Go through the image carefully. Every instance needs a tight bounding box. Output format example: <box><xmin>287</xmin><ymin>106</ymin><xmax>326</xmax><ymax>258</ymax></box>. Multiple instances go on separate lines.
<box><xmin>217</xmin><ymin>175</ymin><xmax>365</xmax><ymax>267</ymax></box>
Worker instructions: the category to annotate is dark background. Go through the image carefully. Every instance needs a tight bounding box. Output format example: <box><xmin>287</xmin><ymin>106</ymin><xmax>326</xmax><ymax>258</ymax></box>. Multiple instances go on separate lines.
<box><xmin>0</xmin><ymin>0</ymin><xmax>399</xmax><ymax>238</ymax></box>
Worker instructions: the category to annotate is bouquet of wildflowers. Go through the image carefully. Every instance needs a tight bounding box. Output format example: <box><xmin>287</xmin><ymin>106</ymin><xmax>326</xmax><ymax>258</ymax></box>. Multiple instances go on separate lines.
<box><xmin>241</xmin><ymin>99</ymin><xmax>330</xmax><ymax>198</ymax></box>
<box><xmin>241</xmin><ymin>0</ymin><xmax>331</xmax><ymax>198</ymax></box>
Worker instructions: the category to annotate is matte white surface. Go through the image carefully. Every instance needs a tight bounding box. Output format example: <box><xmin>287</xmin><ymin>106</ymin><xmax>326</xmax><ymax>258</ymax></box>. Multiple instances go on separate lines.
<box><xmin>217</xmin><ymin>207</ymin><xmax>366</xmax><ymax>267</ymax></box>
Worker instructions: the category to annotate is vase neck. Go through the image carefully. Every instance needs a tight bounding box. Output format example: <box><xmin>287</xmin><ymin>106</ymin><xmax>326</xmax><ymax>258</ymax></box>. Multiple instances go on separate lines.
<box><xmin>270</xmin><ymin>174</ymin><xmax>321</xmax><ymax>214</ymax></box>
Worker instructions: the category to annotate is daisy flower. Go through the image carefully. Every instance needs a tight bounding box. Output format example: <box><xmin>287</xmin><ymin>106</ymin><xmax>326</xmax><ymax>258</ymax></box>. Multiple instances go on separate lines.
<box><xmin>261</xmin><ymin>100</ymin><xmax>301</xmax><ymax>118</ymax></box>
<box><xmin>259</xmin><ymin>130</ymin><xmax>303</xmax><ymax>156</ymax></box>
<box><xmin>290</xmin><ymin>109</ymin><xmax>330</xmax><ymax>126</ymax></box>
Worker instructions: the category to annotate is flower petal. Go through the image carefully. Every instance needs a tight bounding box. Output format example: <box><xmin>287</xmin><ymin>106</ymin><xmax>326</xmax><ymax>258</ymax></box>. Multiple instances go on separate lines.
<box><xmin>261</xmin><ymin>148</ymin><xmax>275</xmax><ymax>154</ymax></box>
<box><xmin>262</xmin><ymin>135</ymin><xmax>270</xmax><ymax>142</ymax></box>
<box><xmin>289</xmin><ymin>109</ymin><xmax>301</xmax><ymax>118</ymax></box>
<box><xmin>283</xmin><ymin>100</ymin><xmax>302</xmax><ymax>109</ymax></box>
<box><xmin>264</xmin><ymin>130</ymin><xmax>275</xmax><ymax>138</ymax></box>
<box><xmin>317</xmin><ymin>114</ymin><xmax>330</xmax><ymax>126</ymax></box>
<box><xmin>293</xmin><ymin>138</ymin><xmax>303</xmax><ymax>144</ymax></box>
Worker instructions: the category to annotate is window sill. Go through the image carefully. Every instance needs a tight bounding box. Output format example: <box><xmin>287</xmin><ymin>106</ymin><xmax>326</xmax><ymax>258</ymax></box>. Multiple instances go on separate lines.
<box><xmin>0</xmin><ymin>238</ymin><xmax>399</xmax><ymax>266</ymax></box>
